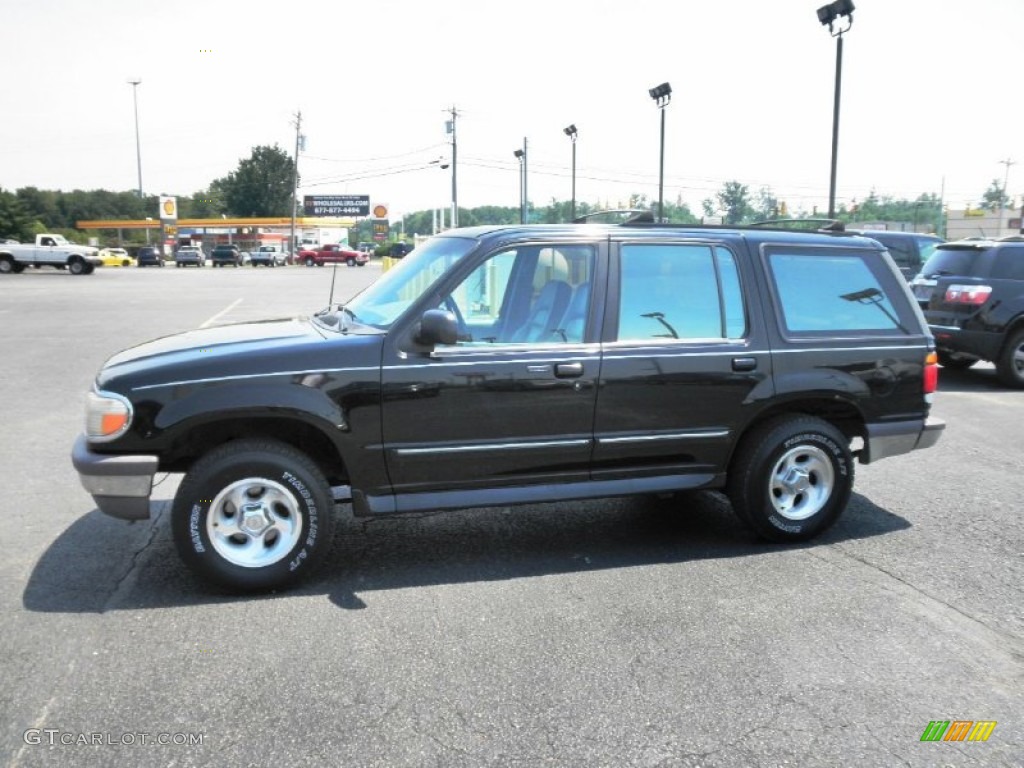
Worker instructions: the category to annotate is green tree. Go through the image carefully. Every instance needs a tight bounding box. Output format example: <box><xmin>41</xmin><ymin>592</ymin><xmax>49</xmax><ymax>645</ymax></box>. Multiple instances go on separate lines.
<box><xmin>216</xmin><ymin>145</ymin><xmax>296</xmax><ymax>217</ymax></box>
<box><xmin>0</xmin><ymin>188</ymin><xmax>35</xmax><ymax>241</ymax></box>
<box><xmin>981</xmin><ymin>179</ymin><xmax>1008</xmax><ymax>212</ymax></box>
<box><xmin>750</xmin><ymin>186</ymin><xmax>780</xmax><ymax>221</ymax></box>
<box><xmin>716</xmin><ymin>181</ymin><xmax>752</xmax><ymax>225</ymax></box>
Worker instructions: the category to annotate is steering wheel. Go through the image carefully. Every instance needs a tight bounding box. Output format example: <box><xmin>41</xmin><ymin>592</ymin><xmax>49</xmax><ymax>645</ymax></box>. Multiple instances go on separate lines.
<box><xmin>442</xmin><ymin>295</ymin><xmax>470</xmax><ymax>341</ymax></box>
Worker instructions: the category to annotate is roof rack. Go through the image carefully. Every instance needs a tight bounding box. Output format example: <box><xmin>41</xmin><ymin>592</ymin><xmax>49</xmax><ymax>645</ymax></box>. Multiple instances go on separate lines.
<box><xmin>573</xmin><ymin>209</ymin><xmax>654</xmax><ymax>224</ymax></box>
<box><xmin>749</xmin><ymin>218</ymin><xmax>846</xmax><ymax>233</ymax></box>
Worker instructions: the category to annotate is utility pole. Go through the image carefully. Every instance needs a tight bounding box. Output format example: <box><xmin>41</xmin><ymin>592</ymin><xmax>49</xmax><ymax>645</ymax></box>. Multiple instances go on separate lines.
<box><xmin>289</xmin><ymin>110</ymin><xmax>302</xmax><ymax>257</ymax></box>
<box><xmin>999</xmin><ymin>158</ymin><xmax>1015</xmax><ymax>236</ymax></box>
<box><xmin>446</xmin><ymin>106</ymin><xmax>458</xmax><ymax>228</ymax></box>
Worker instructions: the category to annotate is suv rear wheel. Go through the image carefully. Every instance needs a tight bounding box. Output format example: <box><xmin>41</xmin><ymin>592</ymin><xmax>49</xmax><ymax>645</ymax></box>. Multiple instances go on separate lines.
<box><xmin>996</xmin><ymin>328</ymin><xmax>1024</xmax><ymax>388</ymax></box>
<box><xmin>727</xmin><ymin>416</ymin><xmax>853</xmax><ymax>542</ymax></box>
<box><xmin>171</xmin><ymin>439</ymin><xmax>336</xmax><ymax>591</ymax></box>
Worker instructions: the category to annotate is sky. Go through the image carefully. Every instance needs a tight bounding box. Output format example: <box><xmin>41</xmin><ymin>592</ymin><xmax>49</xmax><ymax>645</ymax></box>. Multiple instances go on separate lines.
<box><xmin>2</xmin><ymin>0</ymin><xmax>1022</xmax><ymax>224</ymax></box>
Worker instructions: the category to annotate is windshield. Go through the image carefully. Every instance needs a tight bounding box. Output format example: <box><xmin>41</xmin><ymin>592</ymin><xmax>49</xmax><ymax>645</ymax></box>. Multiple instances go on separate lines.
<box><xmin>344</xmin><ymin>235</ymin><xmax>478</xmax><ymax>328</ymax></box>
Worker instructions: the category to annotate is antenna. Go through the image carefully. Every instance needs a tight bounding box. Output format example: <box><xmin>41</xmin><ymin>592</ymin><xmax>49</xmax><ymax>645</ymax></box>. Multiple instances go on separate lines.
<box><xmin>328</xmin><ymin>261</ymin><xmax>339</xmax><ymax>309</ymax></box>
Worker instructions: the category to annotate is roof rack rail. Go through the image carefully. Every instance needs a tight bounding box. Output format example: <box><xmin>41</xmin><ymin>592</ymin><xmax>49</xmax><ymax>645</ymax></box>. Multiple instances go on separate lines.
<box><xmin>749</xmin><ymin>218</ymin><xmax>846</xmax><ymax>233</ymax></box>
<box><xmin>572</xmin><ymin>209</ymin><xmax>654</xmax><ymax>224</ymax></box>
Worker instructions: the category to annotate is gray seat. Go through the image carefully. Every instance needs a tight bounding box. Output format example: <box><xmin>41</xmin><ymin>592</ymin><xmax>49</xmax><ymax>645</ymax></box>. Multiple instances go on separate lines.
<box><xmin>509</xmin><ymin>280</ymin><xmax>571</xmax><ymax>343</ymax></box>
<box><xmin>548</xmin><ymin>282</ymin><xmax>590</xmax><ymax>342</ymax></box>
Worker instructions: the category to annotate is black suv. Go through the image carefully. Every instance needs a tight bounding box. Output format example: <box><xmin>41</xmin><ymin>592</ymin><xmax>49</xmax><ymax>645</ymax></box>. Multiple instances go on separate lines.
<box><xmin>910</xmin><ymin>236</ymin><xmax>1024</xmax><ymax>386</ymax></box>
<box><xmin>136</xmin><ymin>246</ymin><xmax>164</xmax><ymax>267</ymax></box>
<box><xmin>849</xmin><ymin>230</ymin><xmax>944</xmax><ymax>281</ymax></box>
<box><xmin>72</xmin><ymin>219</ymin><xmax>944</xmax><ymax>591</ymax></box>
<box><xmin>211</xmin><ymin>244</ymin><xmax>242</xmax><ymax>267</ymax></box>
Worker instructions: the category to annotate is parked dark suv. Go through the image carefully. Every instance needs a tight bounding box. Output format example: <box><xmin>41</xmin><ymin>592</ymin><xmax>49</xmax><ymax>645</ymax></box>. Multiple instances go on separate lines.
<box><xmin>910</xmin><ymin>236</ymin><xmax>1024</xmax><ymax>386</ymax></box>
<box><xmin>136</xmin><ymin>246</ymin><xmax>164</xmax><ymax>267</ymax></box>
<box><xmin>72</xmin><ymin>218</ymin><xmax>944</xmax><ymax>591</ymax></box>
<box><xmin>849</xmin><ymin>230</ymin><xmax>944</xmax><ymax>281</ymax></box>
<box><xmin>211</xmin><ymin>244</ymin><xmax>242</xmax><ymax>267</ymax></box>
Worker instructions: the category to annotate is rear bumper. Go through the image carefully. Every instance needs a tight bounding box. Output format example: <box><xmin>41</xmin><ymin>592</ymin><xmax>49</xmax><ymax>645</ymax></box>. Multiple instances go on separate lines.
<box><xmin>862</xmin><ymin>416</ymin><xmax>945</xmax><ymax>464</ymax></box>
<box><xmin>927</xmin><ymin>323</ymin><xmax>1002</xmax><ymax>361</ymax></box>
<box><xmin>71</xmin><ymin>435</ymin><xmax>158</xmax><ymax>520</ymax></box>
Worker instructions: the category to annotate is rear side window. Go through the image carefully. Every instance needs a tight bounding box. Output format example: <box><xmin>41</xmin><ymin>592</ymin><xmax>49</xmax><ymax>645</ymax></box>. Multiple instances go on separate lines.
<box><xmin>617</xmin><ymin>243</ymin><xmax>746</xmax><ymax>341</ymax></box>
<box><xmin>920</xmin><ymin>247</ymin><xmax>983</xmax><ymax>278</ymax></box>
<box><xmin>990</xmin><ymin>246</ymin><xmax>1024</xmax><ymax>280</ymax></box>
<box><xmin>766</xmin><ymin>248</ymin><xmax>906</xmax><ymax>334</ymax></box>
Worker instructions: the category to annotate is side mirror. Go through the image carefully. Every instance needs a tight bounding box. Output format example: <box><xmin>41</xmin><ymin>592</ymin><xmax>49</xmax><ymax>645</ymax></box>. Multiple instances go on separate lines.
<box><xmin>417</xmin><ymin>309</ymin><xmax>458</xmax><ymax>346</ymax></box>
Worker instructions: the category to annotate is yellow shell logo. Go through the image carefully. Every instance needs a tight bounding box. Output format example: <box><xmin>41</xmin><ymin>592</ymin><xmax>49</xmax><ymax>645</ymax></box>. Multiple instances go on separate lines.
<box><xmin>163</xmin><ymin>200</ymin><xmax>176</xmax><ymax>217</ymax></box>
<box><xmin>373</xmin><ymin>204</ymin><xmax>388</xmax><ymax>219</ymax></box>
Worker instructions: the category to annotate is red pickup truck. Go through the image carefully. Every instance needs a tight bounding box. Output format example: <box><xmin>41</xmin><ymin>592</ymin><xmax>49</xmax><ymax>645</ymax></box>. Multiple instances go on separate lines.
<box><xmin>298</xmin><ymin>244</ymin><xmax>369</xmax><ymax>268</ymax></box>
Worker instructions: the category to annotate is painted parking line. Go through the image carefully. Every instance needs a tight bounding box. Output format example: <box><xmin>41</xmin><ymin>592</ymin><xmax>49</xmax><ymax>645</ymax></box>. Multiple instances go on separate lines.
<box><xmin>200</xmin><ymin>298</ymin><xmax>243</xmax><ymax>328</ymax></box>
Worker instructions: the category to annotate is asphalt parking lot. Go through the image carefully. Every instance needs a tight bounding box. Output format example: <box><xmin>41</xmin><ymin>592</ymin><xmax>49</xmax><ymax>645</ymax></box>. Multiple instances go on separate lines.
<box><xmin>1</xmin><ymin>263</ymin><xmax>1021</xmax><ymax>767</ymax></box>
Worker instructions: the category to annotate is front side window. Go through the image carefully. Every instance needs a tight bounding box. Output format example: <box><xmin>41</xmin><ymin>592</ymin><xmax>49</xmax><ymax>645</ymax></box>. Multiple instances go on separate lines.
<box><xmin>766</xmin><ymin>248</ymin><xmax>906</xmax><ymax>334</ymax></box>
<box><xmin>441</xmin><ymin>243</ymin><xmax>595</xmax><ymax>345</ymax></box>
<box><xmin>617</xmin><ymin>243</ymin><xmax>746</xmax><ymax>341</ymax></box>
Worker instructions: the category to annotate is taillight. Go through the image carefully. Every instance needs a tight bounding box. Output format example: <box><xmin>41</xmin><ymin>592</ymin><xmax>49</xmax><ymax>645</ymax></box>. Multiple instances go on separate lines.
<box><xmin>923</xmin><ymin>351</ymin><xmax>938</xmax><ymax>395</ymax></box>
<box><xmin>944</xmin><ymin>284</ymin><xmax>992</xmax><ymax>305</ymax></box>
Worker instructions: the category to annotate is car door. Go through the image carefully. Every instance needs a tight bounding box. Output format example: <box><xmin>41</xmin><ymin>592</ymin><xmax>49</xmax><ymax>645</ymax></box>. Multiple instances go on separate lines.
<box><xmin>591</xmin><ymin>237</ymin><xmax>770</xmax><ymax>482</ymax></box>
<box><xmin>380</xmin><ymin>238</ymin><xmax>606</xmax><ymax>507</ymax></box>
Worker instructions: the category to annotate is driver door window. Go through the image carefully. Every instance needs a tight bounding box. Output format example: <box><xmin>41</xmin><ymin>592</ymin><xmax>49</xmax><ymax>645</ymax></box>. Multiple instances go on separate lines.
<box><xmin>444</xmin><ymin>244</ymin><xmax>595</xmax><ymax>345</ymax></box>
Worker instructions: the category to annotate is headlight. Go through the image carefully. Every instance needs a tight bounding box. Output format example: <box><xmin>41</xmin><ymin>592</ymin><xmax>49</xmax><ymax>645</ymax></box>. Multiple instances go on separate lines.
<box><xmin>85</xmin><ymin>389</ymin><xmax>133</xmax><ymax>441</ymax></box>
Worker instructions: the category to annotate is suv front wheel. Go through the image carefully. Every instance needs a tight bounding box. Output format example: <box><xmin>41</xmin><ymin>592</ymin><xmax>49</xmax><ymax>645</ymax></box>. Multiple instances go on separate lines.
<box><xmin>171</xmin><ymin>439</ymin><xmax>336</xmax><ymax>591</ymax></box>
<box><xmin>727</xmin><ymin>416</ymin><xmax>853</xmax><ymax>542</ymax></box>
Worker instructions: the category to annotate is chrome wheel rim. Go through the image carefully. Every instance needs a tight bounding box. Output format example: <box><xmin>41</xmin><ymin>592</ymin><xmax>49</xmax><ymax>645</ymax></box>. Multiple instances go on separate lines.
<box><xmin>206</xmin><ymin>478</ymin><xmax>302</xmax><ymax>568</ymax></box>
<box><xmin>1013</xmin><ymin>341</ymin><xmax>1024</xmax><ymax>375</ymax></box>
<box><xmin>769</xmin><ymin>445</ymin><xmax>834</xmax><ymax>521</ymax></box>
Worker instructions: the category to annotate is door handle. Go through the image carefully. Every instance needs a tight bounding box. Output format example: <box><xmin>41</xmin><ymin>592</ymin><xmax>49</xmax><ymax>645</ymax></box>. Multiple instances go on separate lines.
<box><xmin>554</xmin><ymin>362</ymin><xmax>584</xmax><ymax>378</ymax></box>
<box><xmin>732</xmin><ymin>357</ymin><xmax>757</xmax><ymax>372</ymax></box>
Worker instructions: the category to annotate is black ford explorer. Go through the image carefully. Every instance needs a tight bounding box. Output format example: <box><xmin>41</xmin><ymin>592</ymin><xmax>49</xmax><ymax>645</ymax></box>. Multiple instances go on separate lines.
<box><xmin>72</xmin><ymin>218</ymin><xmax>945</xmax><ymax>591</ymax></box>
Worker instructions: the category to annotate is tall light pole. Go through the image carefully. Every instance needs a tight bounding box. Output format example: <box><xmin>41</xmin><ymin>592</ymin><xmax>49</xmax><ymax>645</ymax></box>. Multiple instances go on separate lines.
<box><xmin>127</xmin><ymin>79</ymin><xmax>143</xmax><ymax>198</ymax></box>
<box><xmin>564</xmin><ymin>124</ymin><xmax>578</xmax><ymax>221</ymax></box>
<box><xmin>816</xmin><ymin>0</ymin><xmax>855</xmax><ymax>219</ymax></box>
<box><xmin>513</xmin><ymin>148</ymin><xmax>526</xmax><ymax>224</ymax></box>
<box><xmin>648</xmin><ymin>82</ymin><xmax>671</xmax><ymax>223</ymax></box>
<box><xmin>999</xmin><ymin>158</ymin><xmax>1015</xmax><ymax>236</ymax></box>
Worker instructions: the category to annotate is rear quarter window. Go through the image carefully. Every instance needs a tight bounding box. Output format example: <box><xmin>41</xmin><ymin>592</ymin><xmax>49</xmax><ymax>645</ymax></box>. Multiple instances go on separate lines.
<box><xmin>764</xmin><ymin>246</ymin><xmax>910</xmax><ymax>335</ymax></box>
<box><xmin>990</xmin><ymin>246</ymin><xmax>1024</xmax><ymax>280</ymax></box>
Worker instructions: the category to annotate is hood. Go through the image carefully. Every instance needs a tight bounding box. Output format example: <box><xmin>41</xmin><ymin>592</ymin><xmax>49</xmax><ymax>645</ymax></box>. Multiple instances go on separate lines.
<box><xmin>97</xmin><ymin>316</ymin><xmax>381</xmax><ymax>393</ymax></box>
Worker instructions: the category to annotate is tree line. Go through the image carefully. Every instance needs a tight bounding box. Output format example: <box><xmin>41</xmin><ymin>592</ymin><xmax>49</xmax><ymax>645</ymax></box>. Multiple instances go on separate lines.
<box><xmin>2</xmin><ymin>143</ymin><xmax>1008</xmax><ymax>243</ymax></box>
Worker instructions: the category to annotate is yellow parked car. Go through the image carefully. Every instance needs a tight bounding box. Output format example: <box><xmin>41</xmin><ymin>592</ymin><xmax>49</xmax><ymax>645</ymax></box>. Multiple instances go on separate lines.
<box><xmin>98</xmin><ymin>248</ymin><xmax>136</xmax><ymax>267</ymax></box>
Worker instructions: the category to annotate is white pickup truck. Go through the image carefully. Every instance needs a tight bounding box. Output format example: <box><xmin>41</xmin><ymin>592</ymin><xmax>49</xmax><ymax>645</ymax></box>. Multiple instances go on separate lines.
<box><xmin>0</xmin><ymin>234</ymin><xmax>103</xmax><ymax>275</ymax></box>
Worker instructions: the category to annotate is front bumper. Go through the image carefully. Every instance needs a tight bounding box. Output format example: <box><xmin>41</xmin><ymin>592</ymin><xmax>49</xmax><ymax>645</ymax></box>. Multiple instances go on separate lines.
<box><xmin>861</xmin><ymin>416</ymin><xmax>945</xmax><ymax>464</ymax></box>
<box><xmin>71</xmin><ymin>435</ymin><xmax>158</xmax><ymax>520</ymax></box>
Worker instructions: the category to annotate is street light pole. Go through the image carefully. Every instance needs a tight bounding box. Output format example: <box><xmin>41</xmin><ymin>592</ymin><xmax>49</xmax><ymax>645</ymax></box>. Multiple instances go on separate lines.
<box><xmin>563</xmin><ymin>124</ymin><xmax>578</xmax><ymax>221</ymax></box>
<box><xmin>816</xmin><ymin>0</ymin><xmax>855</xmax><ymax>219</ymax></box>
<box><xmin>513</xmin><ymin>148</ymin><xmax>525</xmax><ymax>224</ymax></box>
<box><xmin>648</xmin><ymin>83</ymin><xmax>672</xmax><ymax>222</ymax></box>
<box><xmin>127</xmin><ymin>79</ymin><xmax>143</xmax><ymax>198</ymax></box>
